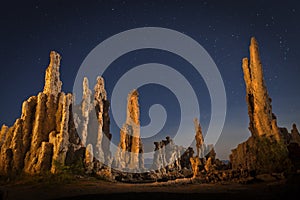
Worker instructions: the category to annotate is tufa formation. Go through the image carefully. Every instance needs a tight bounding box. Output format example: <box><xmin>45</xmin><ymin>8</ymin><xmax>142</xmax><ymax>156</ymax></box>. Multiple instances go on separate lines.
<box><xmin>0</xmin><ymin>51</ymin><xmax>113</xmax><ymax>177</ymax></box>
<box><xmin>113</xmin><ymin>90</ymin><xmax>144</xmax><ymax>171</ymax></box>
<box><xmin>230</xmin><ymin>37</ymin><xmax>300</xmax><ymax>174</ymax></box>
<box><xmin>194</xmin><ymin>118</ymin><xmax>204</xmax><ymax>158</ymax></box>
<box><xmin>74</xmin><ymin>76</ymin><xmax>112</xmax><ymax>167</ymax></box>
<box><xmin>241</xmin><ymin>37</ymin><xmax>281</xmax><ymax>141</ymax></box>
<box><xmin>1</xmin><ymin>37</ymin><xmax>299</xmax><ymax>183</ymax></box>
<box><xmin>0</xmin><ymin>51</ymin><xmax>82</xmax><ymax>176</ymax></box>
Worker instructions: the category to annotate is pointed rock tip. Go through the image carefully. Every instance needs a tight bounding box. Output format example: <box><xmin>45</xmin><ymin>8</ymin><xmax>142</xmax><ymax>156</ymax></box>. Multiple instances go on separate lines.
<box><xmin>49</xmin><ymin>51</ymin><xmax>61</xmax><ymax>61</ymax></box>
<box><xmin>129</xmin><ymin>89</ymin><xmax>139</xmax><ymax>97</ymax></box>
<box><xmin>83</xmin><ymin>77</ymin><xmax>89</xmax><ymax>84</ymax></box>
<box><xmin>250</xmin><ymin>37</ymin><xmax>257</xmax><ymax>45</ymax></box>
<box><xmin>242</xmin><ymin>57</ymin><xmax>249</xmax><ymax>62</ymax></box>
<box><xmin>96</xmin><ymin>76</ymin><xmax>104</xmax><ymax>82</ymax></box>
<box><xmin>96</xmin><ymin>76</ymin><xmax>105</xmax><ymax>87</ymax></box>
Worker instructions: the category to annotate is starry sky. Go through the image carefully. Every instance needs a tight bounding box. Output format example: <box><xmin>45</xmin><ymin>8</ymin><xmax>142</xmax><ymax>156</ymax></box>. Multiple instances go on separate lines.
<box><xmin>0</xmin><ymin>0</ymin><xmax>300</xmax><ymax>160</ymax></box>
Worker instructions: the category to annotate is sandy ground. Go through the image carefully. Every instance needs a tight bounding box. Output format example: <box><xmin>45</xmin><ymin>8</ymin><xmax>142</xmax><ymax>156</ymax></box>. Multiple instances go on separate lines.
<box><xmin>0</xmin><ymin>177</ymin><xmax>299</xmax><ymax>200</ymax></box>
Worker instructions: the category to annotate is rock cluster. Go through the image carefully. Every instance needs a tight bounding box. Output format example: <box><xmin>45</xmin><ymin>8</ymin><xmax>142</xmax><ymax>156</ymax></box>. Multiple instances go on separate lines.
<box><xmin>151</xmin><ymin>137</ymin><xmax>183</xmax><ymax>173</ymax></box>
<box><xmin>0</xmin><ymin>51</ymin><xmax>113</xmax><ymax>178</ymax></box>
<box><xmin>113</xmin><ymin>90</ymin><xmax>144</xmax><ymax>171</ymax></box>
<box><xmin>73</xmin><ymin>76</ymin><xmax>112</xmax><ymax>169</ymax></box>
<box><xmin>147</xmin><ymin>118</ymin><xmax>225</xmax><ymax>181</ymax></box>
<box><xmin>0</xmin><ymin>51</ymin><xmax>82</xmax><ymax>176</ymax></box>
<box><xmin>1</xmin><ymin>37</ymin><xmax>299</xmax><ymax>184</ymax></box>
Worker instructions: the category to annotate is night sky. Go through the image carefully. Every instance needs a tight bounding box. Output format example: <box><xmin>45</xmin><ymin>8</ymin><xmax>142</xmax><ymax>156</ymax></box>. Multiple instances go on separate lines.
<box><xmin>1</xmin><ymin>0</ymin><xmax>300</xmax><ymax>160</ymax></box>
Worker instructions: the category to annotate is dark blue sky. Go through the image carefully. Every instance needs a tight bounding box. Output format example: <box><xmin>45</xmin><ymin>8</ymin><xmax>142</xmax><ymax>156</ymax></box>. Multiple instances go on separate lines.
<box><xmin>0</xmin><ymin>0</ymin><xmax>299</xmax><ymax>159</ymax></box>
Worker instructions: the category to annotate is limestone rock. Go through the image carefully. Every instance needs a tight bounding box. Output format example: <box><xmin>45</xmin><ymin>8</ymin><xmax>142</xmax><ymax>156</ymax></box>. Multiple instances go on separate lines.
<box><xmin>230</xmin><ymin>136</ymin><xmax>289</xmax><ymax>174</ymax></box>
<box><xmin>290</xmin><ymin>124</ymin><xmax>300</xmax><ymax>145</ymax></box>
<box><xmin>20</xmin><ymin>96</ymin><xmax>37</xmax><ymax>159</ymax></box>
<box><xmin>204</xmin><ymin>157</ymin><xmax>213</xmax><ymax>172</ymax></box>
<box><xmin>85</xmin><ymin>144</ymin><xmax>94</xmax><ymax>173</ymax></box>
<box><xmin>190</xmin><ymin>157</ymin><xmax>200</xmax><ymax>178</ymax></box>
<box><xmin>94</xmin><ymin>76</ymin><xmax>107</xmax><ymax>102</ymax></box>
<box><xmin>151</xmin><ymin>142</ymin><xmax>164</xmax><ymax>171</ymax></box>
<box><xmin>10</xmin><ymin>119</ymin><xmax>24</xmax><ymax>174</ymax></box>
<box><xmin>50</xmin><ymin>93</ymin><xmax>72</xmax><ymax>174</ymax></box>
<box><xmin>180</xmin><ymin>147</ymin><xmax>194</xmax><ymax>170</ymax></box>
<box><xmin>151</xmin><ymin>137</ymin><xmax>182</xmax><ymax>173</ymax></box>
<box><xmin>73</xmin><ymin>76</ymin><xmax>111</xmax><ymax>168</ymax></box>
<box><xmin>24</xmin><ymin>92</ymin><xmax>47</xmax><ymax>173</ymax></box>
<box><xmin>1</xmin><ymin>149</ymin><xmax>13</xmax><ymax>176</ymax></box>
<box><xmin>43</xmin><ymin>51</ymin><xmax>62</xmax><ymax>98</ymax></box>
<box><xmin>35</xmin><ymin>142</ymin><xmax>53</xmax><ymax>173</ymax></box>
<box><xmin>242</xmin><ymin>37</ymin><xmax>280</xmax><ymax>140</ymax></box>
<box><xmin>0</xmin><ymin>51</ymin><xmax>82</xmax><ymax>176</ymax></box>
<box><xmin>94</xmin><ymin>77</ymin><xmax>112</xmax><ymax>165</ymax></box>
<box><xmin>81</xmin><ymin>77</ymin><xmax>92</xmax><ymax>147</ymax></box>
<box><xmin>0</xmin><ymin>126</ymin><xmax>13</xmax><ymax>175</ymax></box>
<box><xmin>0</xmin><ymin>125</ymin><xmax>8</xmax><ymax>148</ymax></box>
<box><xmin>114</xmin><ymin>90</ymin><xmax>144</xmax><ymax>171</ymax></box>
<box><xmin>164</xmin><ymin>137</ymin><xmax>179</xmax><ymax>169</ymax></box>
<box><xmin>194</xmin><ymin>118</ymin><xmax>204</xmax><ymax>158</ymax></box>
<box><xmin>205</xmin><ymin>146</ymin><xmax>216</xmax><ymax>162</ymax></box>
<box><xmin>230</xmin><ymin>37</ymin><xmax>290</xmax><ymax>174</ymax></box>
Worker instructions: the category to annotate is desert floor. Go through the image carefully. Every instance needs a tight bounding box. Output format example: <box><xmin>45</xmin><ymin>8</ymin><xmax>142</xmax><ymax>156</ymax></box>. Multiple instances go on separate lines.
<box><xmin>1</xmin><ymin>175</ymin><xmax>299</xmax><ymax>200</ymax></box>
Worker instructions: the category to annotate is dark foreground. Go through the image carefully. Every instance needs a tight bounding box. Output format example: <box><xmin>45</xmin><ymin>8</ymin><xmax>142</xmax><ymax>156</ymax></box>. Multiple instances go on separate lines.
<box><xmin>1</xmin><ymin>175</ymin><xmax>299</xmax><ymax>200</ymax></box>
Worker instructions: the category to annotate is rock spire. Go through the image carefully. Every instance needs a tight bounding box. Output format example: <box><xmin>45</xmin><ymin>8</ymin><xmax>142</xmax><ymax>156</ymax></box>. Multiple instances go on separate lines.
<box><xmin>43</xmin><ymin>51</ymin><xmax>62</xmax><ymax>98</ymax></box>
<box><xmin>242</xmin><ymin>37</ymin><xmax>281</xmax><ymax>140</ymax></box>
<box><xmin>114</xmin><ymin>90</ymin><xmax>144</xmax><ymax>171</ymax></box>
<box><xmin>194</xmin><ymin>118</ymin><xmax>204</xmax><ymax>158</ymax></box>
<box><xmin>230</xmin><ymin>38</ymin><xmax>290</xmax><ymax>173</ymax></box>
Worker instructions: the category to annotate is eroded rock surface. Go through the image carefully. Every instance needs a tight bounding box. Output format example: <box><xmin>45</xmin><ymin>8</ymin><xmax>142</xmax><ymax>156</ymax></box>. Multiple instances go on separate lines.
<box><xmin>114</xmin><ymin>90</ymin><xmax>144</xmax><ymax>171</ymax></box>
<box><xmin>94</xmin><ymin>77</ymin><xmax>112</xmax><ymax>165</ymax></box>
<box><xmin>194</xmin><ymin>118</ymin><xmax>204</xmax><ymax>158</ymax></box>
<box><xmin>151</xmin><ymin>137</ymin><xmax>183</xmax><ymax>174</ymax></box>
<box><xmin>230</xmin><ymin>38</ymin><xmax>291</xmax><ymax>174</ymax></box>
<box><xmin>43</xmin><ymin>51</ymin><xmax>62</xmax><ymax>98</ymax></box>
<box><xmin>0</xmin><ymin>51</ymin><xmax>82</xmax><ymax>176</ymax></box>
<box><xmin>242</xmin><ymin>38</ymin><xmax>281</xmax><ymax>140</ymax></box>
<box><xmin>290</xmin><ymin>124</ymin><xmax>300</xmax><ymax>145</ymax></box>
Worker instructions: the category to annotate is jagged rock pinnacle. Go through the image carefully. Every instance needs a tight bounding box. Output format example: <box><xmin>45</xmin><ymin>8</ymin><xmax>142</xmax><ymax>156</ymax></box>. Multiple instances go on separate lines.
<box><xmin>114</xmin><ymin>89</ymin><xmax>144</xmax><ymax>171</ymax></box>
<box><xmin>242</xmin><ymin>37</ymin><xmax>280</xmax><ymax>140</ymax></box>
<box><xmin>126</xmin><ymin>89</ymin><xmax>140</xmax><ymax>126</ymax></box>
<box><xmin>81</xmin><ymin>77</ymin><xmax>92</xmax><ymax>147</ymax></box>
<box><xmin>43</xmin><ymin>51</ymin><xmax>62</xmax><ymax>97</ymax></box>
<box><xmin>194</xmin><ymin>118</ymin><xmax>204</xmax><ymax>158</ymax></box>
<box><xmin>94</xmin><ymin>76</ymin><xmax>107</xmax><ymax>102</ymax></box>
<box><xmin>94</xmin><ymin>76</ymin><xmax>111</xmax><ymax>164</ymax></box>
<box><xmin>230</xmin><ymin>37</ymin><xmax>290</xmax><ymax>173</ymax></box>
